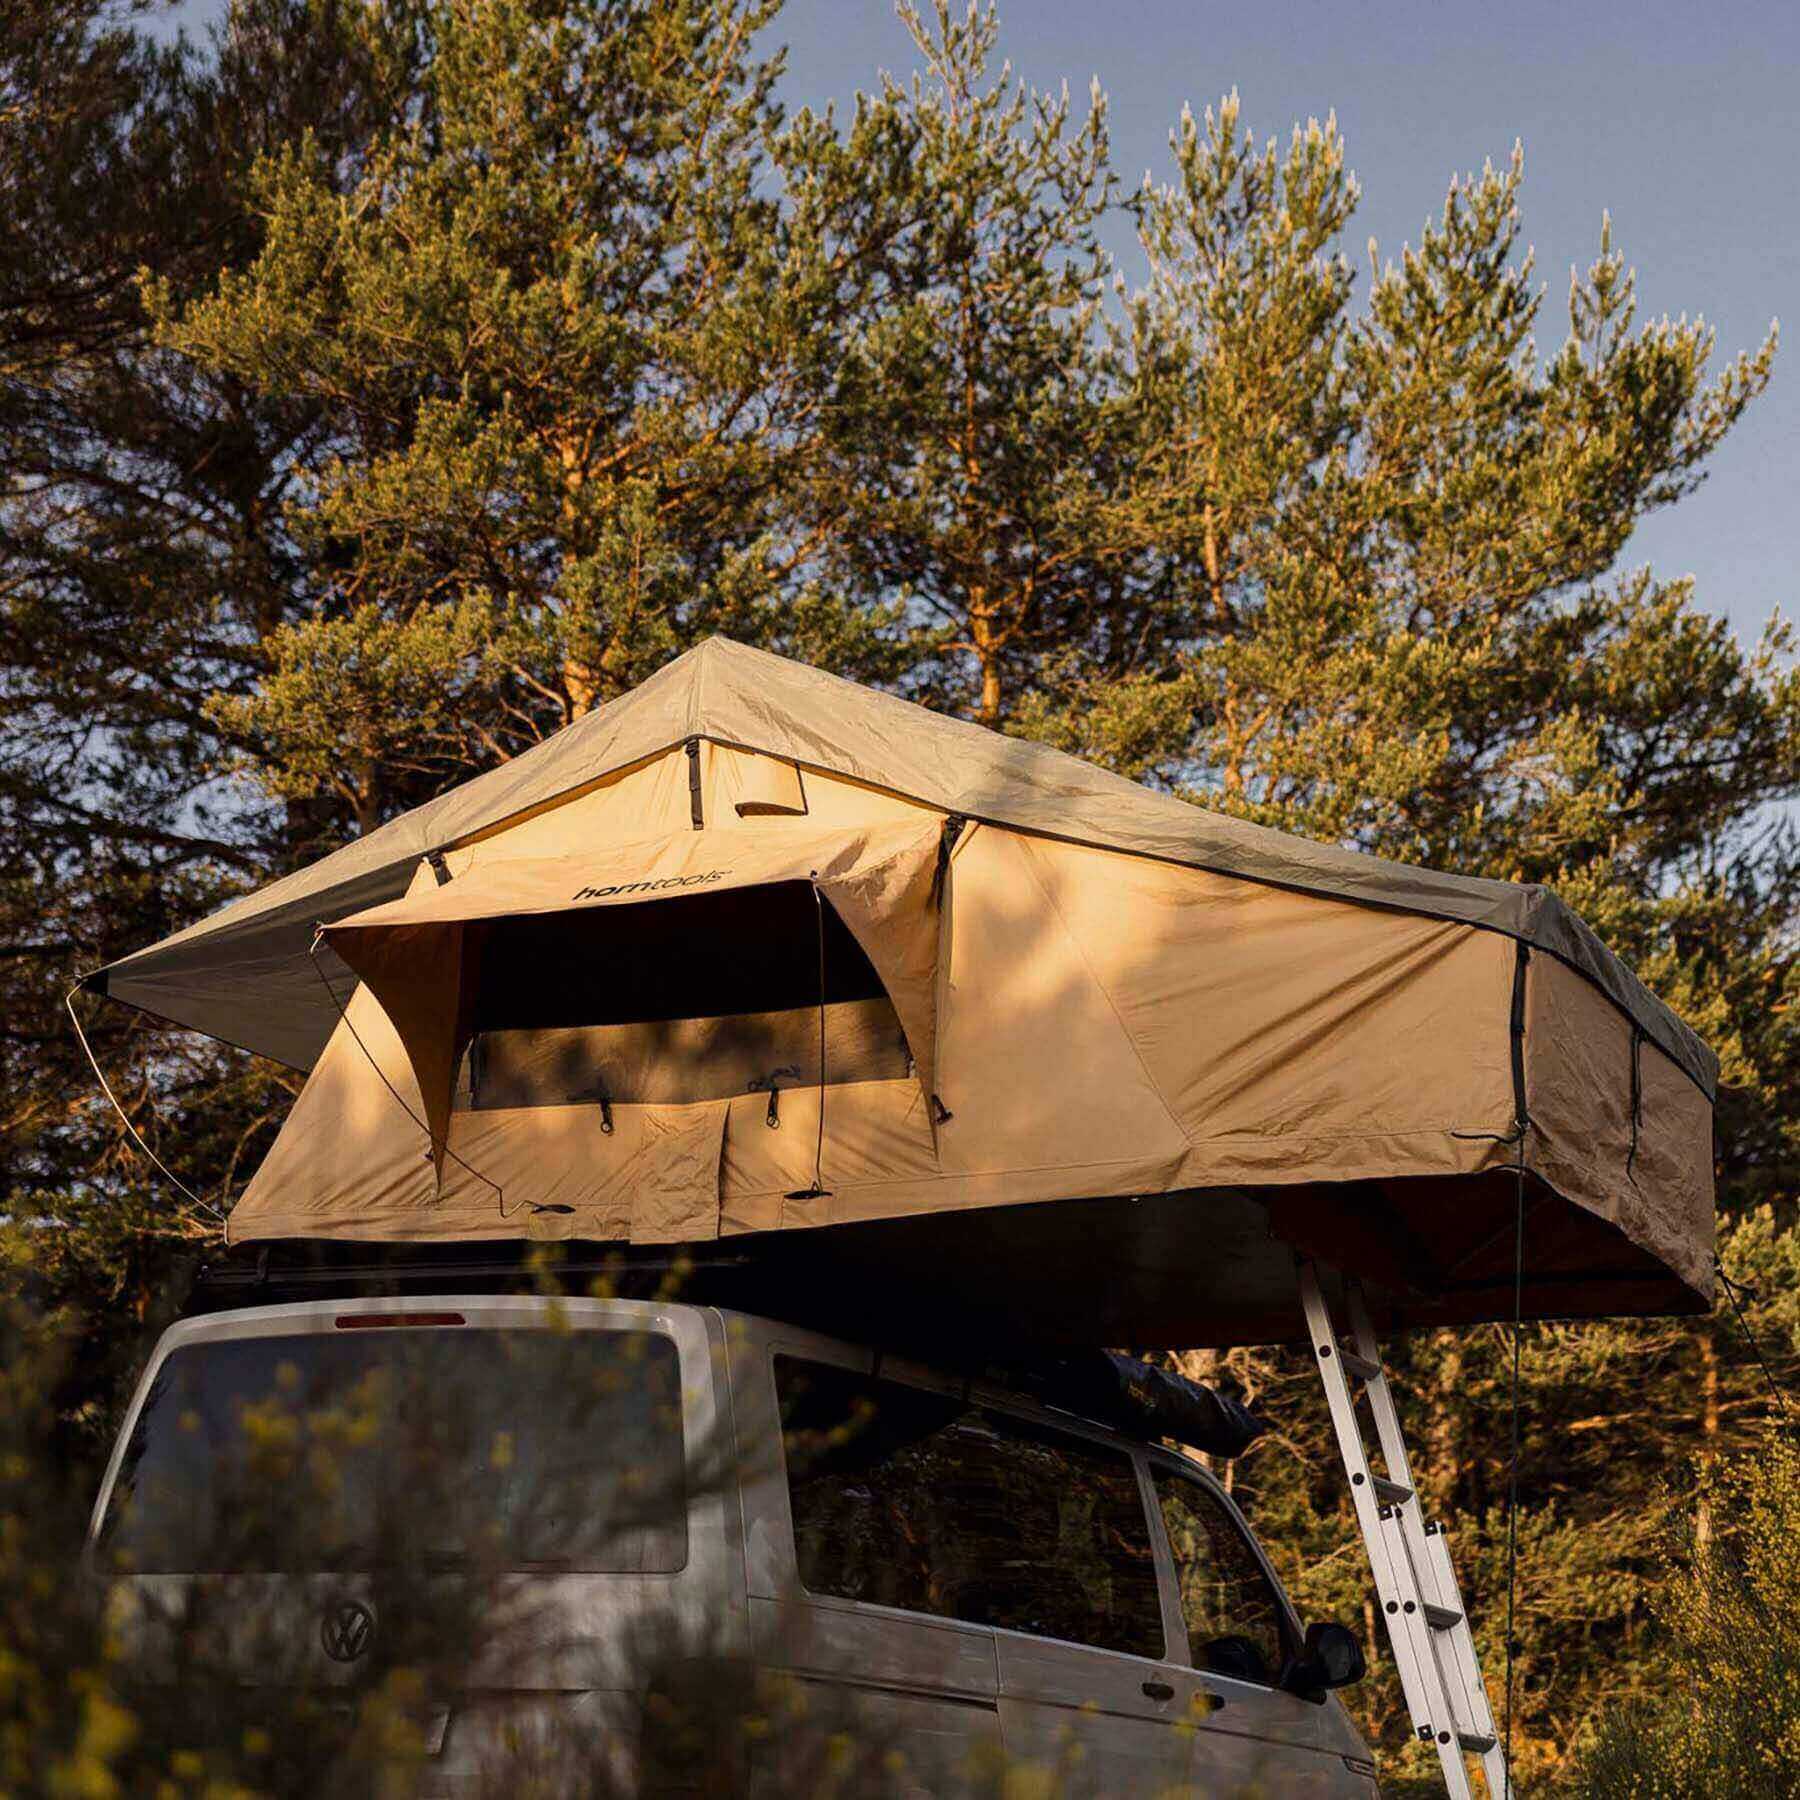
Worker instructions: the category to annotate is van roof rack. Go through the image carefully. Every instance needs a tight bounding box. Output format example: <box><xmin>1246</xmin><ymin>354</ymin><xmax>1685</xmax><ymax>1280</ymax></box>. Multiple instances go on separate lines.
<box><xmin>991</xmin><ymin>1350</ymin><xmax>1264</xmax><ymax>1459</ymax></box>
<box><xmin>194</xmin><ymin>1239</ymin><xmax>759</xmax><ymax>1291</ymax></box>
<box><xmin>188</xmin><ymin>1241</ymin><xmax>1264</xmax><ymax>1460</ymax></box>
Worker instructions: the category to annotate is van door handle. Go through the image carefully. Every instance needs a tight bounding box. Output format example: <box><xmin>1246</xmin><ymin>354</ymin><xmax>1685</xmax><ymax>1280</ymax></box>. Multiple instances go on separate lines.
<box><xmin>1141</xmin><ymin>1680</ymin><xmax>1175</xmax><ymax>1701</ymax></box>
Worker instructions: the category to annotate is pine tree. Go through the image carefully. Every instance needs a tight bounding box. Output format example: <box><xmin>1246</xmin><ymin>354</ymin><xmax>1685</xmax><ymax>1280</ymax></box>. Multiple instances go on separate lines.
<box><xmin>1064</xmin><ymin>104</ymin><xmax>1795</xmax><ymax>1786</ymax></box>
<box><xmin>158</xmin><ymin>0</ymin><xmax>907</xmax><ymax>830</ymax></box>
<box><xmin>0</xmin><ymin>0</ymin><xmax>422</xmax><ymax>1394</ymax></box>
<box><xmin>793</xmin><ymin>0</ymin><xmax>1127</xmax><ymax>725</ymax></box>
<box><xmin>3</xmin><ymin>8</ymin><xmax>1794</xmax><ymax>1784</ymax></box>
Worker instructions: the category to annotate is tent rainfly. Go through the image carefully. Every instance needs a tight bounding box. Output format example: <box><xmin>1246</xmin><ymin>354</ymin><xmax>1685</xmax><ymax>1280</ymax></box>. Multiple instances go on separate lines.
<box><xmin>86</xmin><ymin>637</ymin><xmax>1716</xmax><ymax>1346</ymax></box>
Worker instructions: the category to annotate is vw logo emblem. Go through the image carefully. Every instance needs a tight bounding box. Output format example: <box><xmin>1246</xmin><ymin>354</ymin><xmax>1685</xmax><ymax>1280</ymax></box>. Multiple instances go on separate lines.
<box><xmin>321</xmin><ymin>1598</ymin><xmax>375</xmax><ymax>1663</ymax></box>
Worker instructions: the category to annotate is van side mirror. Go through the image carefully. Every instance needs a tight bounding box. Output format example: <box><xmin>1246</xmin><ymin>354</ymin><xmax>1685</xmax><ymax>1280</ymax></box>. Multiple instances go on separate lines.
<box><xmin>1284</xmin><ymin>1622</ymin><xmax>1367</xmax><ymax>1700</ymax></box>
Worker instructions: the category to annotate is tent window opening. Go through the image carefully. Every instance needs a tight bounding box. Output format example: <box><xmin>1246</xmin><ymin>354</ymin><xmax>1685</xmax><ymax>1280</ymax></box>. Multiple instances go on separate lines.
<box><xmin>453</xmin><ymin>880</ymin><xmax>913</xmax><ymax>1112</ymax></box>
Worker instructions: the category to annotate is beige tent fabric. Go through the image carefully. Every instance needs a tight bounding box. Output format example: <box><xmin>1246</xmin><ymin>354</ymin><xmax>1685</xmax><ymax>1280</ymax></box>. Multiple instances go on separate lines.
<box><xmin>234</xmin><ymin>1095</ymin><xmax>721</xmax><ymax>1244</ymax></box>
<box><xmin>1524</xmin><ymin>953</ymin><xmax>1714</xmax><ymax>1299</ymax></box>
<box><xmin>329</xmin><ymin>818</ymin><xmax>939</xmax><ymax>932</ymax></box>
<box><xmin>1007</xmin><ymin>834</ymin><xmax>1519</xmax><ymax>1162</ymax></box>
<box><xmin>91</xmin><ymin>637</ymin><xmax>1712</xmax><ymax>1096</ymax></box>
<box><xmin>715</xmin><ymin>746</ymin><xmax>809</xmax><ymax>817</ymax></box>
<box><xmin>319</xmin><ymin>917</ymin><xmax>474</xmax><ymax>1187</ymax></box>
<box><xmin>817</xmin><ymin>820</ymin><xmax>944</xmax><ymax>1106</ymax></box>
<box><xmin>931</xmin><ymin>826</ymin><xmax>1194</xmax><ymax>1181</ymax></box>
<box><xmin>720</xmin><ymin>1081</ymin><xmax>943</xmax><ymax>1232</ymax></box>
<box><xmin>89</xmin><ymin>637</ymin><xmax>1715</xmax><ymax>1328</ymax></box>
<box><xmin>449</xmin><ymin>749</ymin><xmax>692</xmax><ymax>862</ymax></box>
<box><xmin>226</xmin><ymin>799</ymin><xmax>1715</xmax><ymax>1322</ymax></box>
<box><xmin>607</xmin><ymin>1102</ymin><xmax>731</xmax><ymax>1243</ymax></box>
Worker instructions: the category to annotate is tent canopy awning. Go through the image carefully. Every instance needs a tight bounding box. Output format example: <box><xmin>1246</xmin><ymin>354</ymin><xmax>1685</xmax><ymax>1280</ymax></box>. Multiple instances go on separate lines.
<box><xmin>322</xmin><ymin>821</ymin><xmax>945</xmax><ymax>1174</ymax></box>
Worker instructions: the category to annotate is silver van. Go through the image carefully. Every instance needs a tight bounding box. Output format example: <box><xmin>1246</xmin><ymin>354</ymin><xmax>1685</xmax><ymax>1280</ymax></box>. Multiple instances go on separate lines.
<box><xmin>90</xmin><ymin>1286</ymin><xmax>1381</xmax><ymax>1796</ymax></box>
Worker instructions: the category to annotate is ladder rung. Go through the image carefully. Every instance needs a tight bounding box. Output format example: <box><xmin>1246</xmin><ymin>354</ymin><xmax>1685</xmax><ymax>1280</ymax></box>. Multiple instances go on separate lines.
<box><xmin>1302</xmin><ymin>1261</ymin><xmax>1503</xmax><ymax>1800</ymax></box>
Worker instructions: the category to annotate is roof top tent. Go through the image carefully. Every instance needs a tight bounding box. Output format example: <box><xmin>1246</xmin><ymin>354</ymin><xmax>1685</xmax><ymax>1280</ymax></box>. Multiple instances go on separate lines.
<box><xmin>87</xmin><ymin>634</ymin><xmax>1714</xmax><ymax>1349</ymax></box>
<box><xmin>86</xmin><ymin>635</ymin><xmax>1716</xmax><ymax>1799</ymax></box>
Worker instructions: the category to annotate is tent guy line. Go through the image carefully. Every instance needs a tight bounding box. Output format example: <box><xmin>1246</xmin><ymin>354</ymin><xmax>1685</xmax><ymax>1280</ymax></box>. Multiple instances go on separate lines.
<box><xmin>63</xmin><ymin>984</ymin><xmax>226</xmax><ymax>1225</ymax></box>
<box><xmin>1503</xmin><ymin>1141</ymin><xmax>1527</xmax><ymax>1792</ymax></box>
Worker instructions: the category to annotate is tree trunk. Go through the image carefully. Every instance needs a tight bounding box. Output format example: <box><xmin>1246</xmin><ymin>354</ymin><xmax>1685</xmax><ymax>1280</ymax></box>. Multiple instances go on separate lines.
<box><xmin>1202</xmin><ymin>499</ymin><xmax>1229</xmax><ymax>623</ymax></box>
<box><xmin>1695</xmin><ymin>1329</ymin><xmax>1720</xmax><ymax>1552</ymax></box>
<box><xmin>970</xmin><ymin>591</ymin><xmax>1002</xmax><ymax>726</ymax></box>
<box><xmin>1428</xmin><ymin>1335</ymin><xmax>1463</xmax><ymax>1517</ymax></box>
<box><xmin>564</xmin><ymin>658</ymin><xmax>598</xmax><ymax>719</ymax></box>
<box><xmin>979</xmin><ymin>656</ymin><xmax>1001</xmax><ymax>725</ymax></box>
<box><xmin>350</xmin><ymin>745</ymin><xmax>386</xmax><ymax>837</ymax></box>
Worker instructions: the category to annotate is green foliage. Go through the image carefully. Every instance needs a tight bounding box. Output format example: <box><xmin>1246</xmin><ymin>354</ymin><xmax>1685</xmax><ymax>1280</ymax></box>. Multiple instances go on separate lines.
<box><xmin>791</xmin><ymin>0</ymin><xmax>1126</xmax><ymax>722</ymax></box>
<box><xmin>0</xmin><ymin>0</ymin><xmax>375</xmax><ymax>1412</ymax></box>
<box><xmin>153</xmin><ymin>0</ymin><xmax>904</xmax><ymax>827</ymax></box>
<box><xmin>3</xmin><ymin>1</ymin><xmax>1796</xmax><ymax>1788</ymax></box>
<box><xmin>1075</xmin><ymin>105</ymin><xmax>1794</xmax><ymax>1783</ymax></box>
<box><xmin>1568</xmin><ymin>1433</ymin><xmax>1800</xmax><ymax>1796</ymax></box>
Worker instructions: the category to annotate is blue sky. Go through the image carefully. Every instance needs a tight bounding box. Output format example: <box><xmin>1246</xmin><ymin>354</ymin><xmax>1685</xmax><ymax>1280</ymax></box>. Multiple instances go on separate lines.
<box><xmin>163</xmin><ymin>0</ymin><xmax>1796</xmax><ymax>645</ymax></box>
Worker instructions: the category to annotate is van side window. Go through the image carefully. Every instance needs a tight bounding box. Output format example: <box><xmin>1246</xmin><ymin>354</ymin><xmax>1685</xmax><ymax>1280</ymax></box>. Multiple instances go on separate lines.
<box><xmin>776</xmin><ymin>1357</ymin><xmax>1164</xmax><ymax>1659</ymax></box>
<box><xmin>1155</xmin><ymin>1471</ymin><xmax>1290</xmax><ymax>1685</ymax></box>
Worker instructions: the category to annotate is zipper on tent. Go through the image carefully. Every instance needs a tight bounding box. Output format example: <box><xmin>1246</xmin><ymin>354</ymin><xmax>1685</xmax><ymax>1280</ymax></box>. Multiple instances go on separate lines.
<box><xmin>686</xmin><ymin>737</ymin><xmax>704</xmax><ymax>829</ymax></box>
<box><xmin>932</xmin><ymin>814</ymin><xmax>967</xmax><ymax>905</ymax></box>
<box><xmin>1508</xmin><ymin>942</ymin><xmax>1530</xmax><ymax>1135</ymax></box>
<box><xmin>1626</xmin><ymin>1026</ymin><xmax>1645</xmax><ymax>1183</ymax></box>
<box><xmin>425</xmin><ymin>850</ymin><xmax>452</xmax><ymax>886</ymax></box>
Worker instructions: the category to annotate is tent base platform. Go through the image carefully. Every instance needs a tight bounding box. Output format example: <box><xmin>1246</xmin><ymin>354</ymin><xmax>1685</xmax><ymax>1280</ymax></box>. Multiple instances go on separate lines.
<box><xmin>198</xmin><ymin>1172</ymin><xmax>1704</xmax><ymax>1350</ymax></box>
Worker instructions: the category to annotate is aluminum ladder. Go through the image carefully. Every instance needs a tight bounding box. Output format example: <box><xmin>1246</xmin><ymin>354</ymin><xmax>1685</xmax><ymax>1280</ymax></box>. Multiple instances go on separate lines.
<box><xmin>1299</xmin><ymin>1259</ymin><xmax>1511</xmax><ymax>1799</ymax></box>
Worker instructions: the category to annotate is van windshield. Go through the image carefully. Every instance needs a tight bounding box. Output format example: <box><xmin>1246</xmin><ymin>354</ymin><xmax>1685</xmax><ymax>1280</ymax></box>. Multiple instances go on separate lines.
<box><xmin>103</xmin><ymin>1325</ymin><xmax>686</xmax><ymax>1575</ymax></box>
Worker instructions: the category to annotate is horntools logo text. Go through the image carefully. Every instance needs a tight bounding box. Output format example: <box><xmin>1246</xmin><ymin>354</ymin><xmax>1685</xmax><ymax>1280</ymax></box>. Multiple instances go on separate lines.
<box><xmin>573</xmin><ymin>869</ymin><xmax>730</xmax><ymax>901</ymax></box>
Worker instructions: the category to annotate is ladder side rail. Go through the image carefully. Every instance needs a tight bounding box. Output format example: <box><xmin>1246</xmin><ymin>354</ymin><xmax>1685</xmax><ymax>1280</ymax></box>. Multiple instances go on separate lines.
<box><xmin>1298</xmin><ymin>1264</ymin><xmax>1476</xmax><ymax>1800</ymax></box>
<box><xmin>1426</xmin><ymin>1526</ymin><xmax>1511</xmax><ymax>1800</ymax></box>
<box><xmin>1345</xmin><ymin>1282</ymin><xmax>1429</xmax><ymax>1504</ymax></box>
<box><xmin>1297</xmin><ymin>1268</ymin><xmax>1447</xmax><ymax>1738</ymax></box>
<box><xmin>1398</xmin><ymin>1507</ymin><xmax>1498</xmax><ymax>1785</ymax></box>
<box><xmin>1344</xmin><ymin>1277</ymin><xmax>1508</xmax><ymax>1799</ymax></box>
<box><xmin>1372</xmin><ymin>1498</ymin><xmax>1490</xmax><ymax>1788</ymax></box>
<box><xmin>1345</xmin><ymin>1283</ymin><xmax>1491</xmax><ymax>1739</ymax></box>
